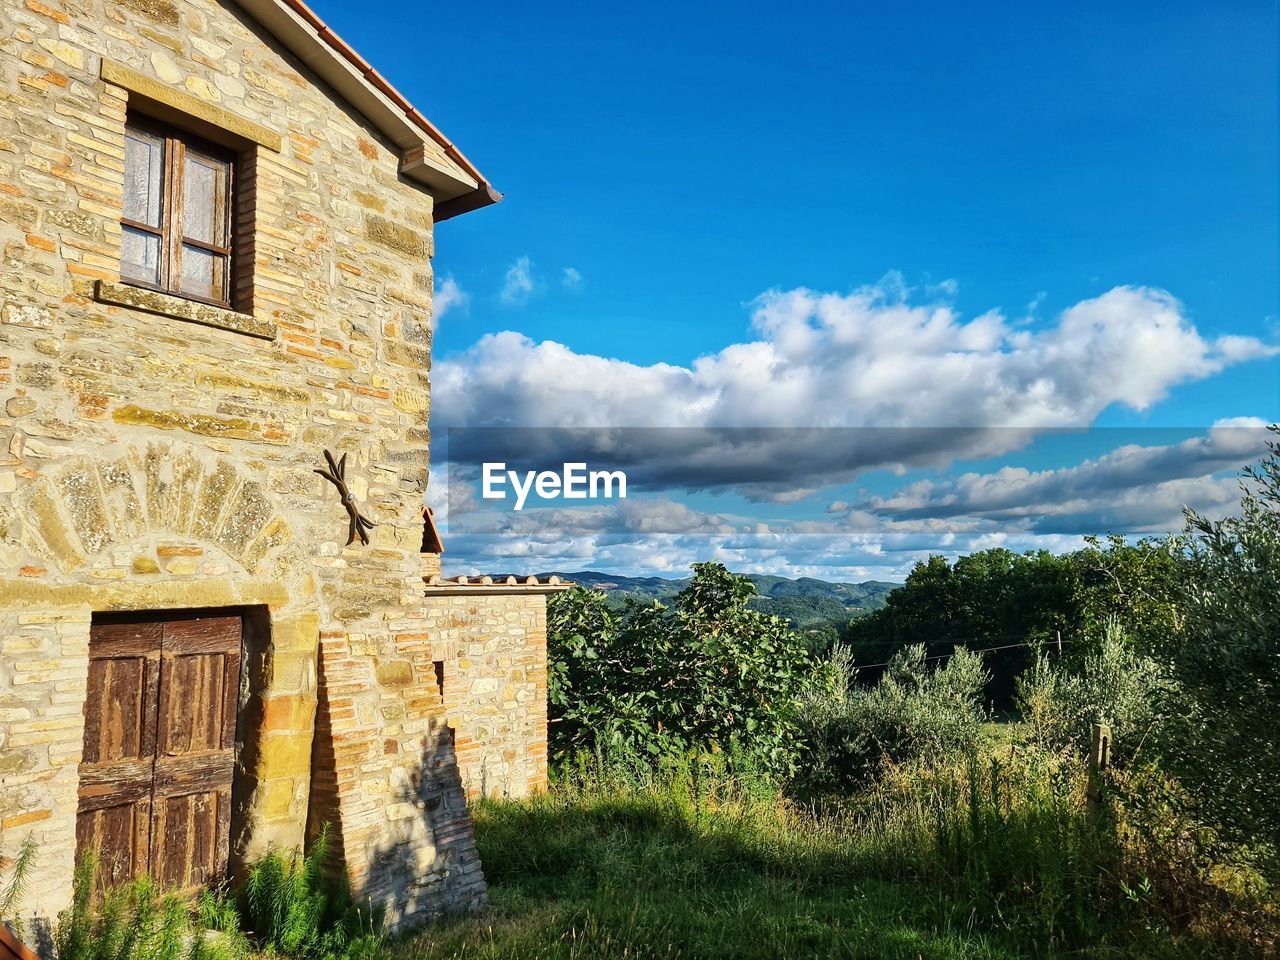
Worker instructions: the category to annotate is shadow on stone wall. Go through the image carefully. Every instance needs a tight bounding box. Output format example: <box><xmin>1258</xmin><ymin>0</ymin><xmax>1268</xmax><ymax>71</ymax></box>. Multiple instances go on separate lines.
<box><xmin>363</xmin><ymin>723</ymin><xmax>487</xmax><ymax>926</ymax></box>
<box><xmin>229</xmin><ymin>605</ymin><xmax>275</xmax><ymax>879</ymax></box>
<box><xmin>307</xmin><ymin>650</ymin><xmax>487</xmax><ymax>932</ymax></box>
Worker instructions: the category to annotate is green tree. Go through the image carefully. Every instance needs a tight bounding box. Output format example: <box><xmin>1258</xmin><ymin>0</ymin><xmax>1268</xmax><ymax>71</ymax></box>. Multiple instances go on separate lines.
<box><xmin>546</xmin><ymin>562</ymin><xmax>814</xmax><ymax>775</ymax></box>
<box><xmin>840</xmin><ymin>549</ymin><xmax>1079</xmax><ymax>707</ymax></box>
<box><xmin>1156</xmin><ymin>429</ymin><xmax>1280</xmax><ymax>872</ymax></box>
<box><xmin>1068</xmin><ymin>534</ymin><xmax>1184</xmax><ymax>649</ymax></box>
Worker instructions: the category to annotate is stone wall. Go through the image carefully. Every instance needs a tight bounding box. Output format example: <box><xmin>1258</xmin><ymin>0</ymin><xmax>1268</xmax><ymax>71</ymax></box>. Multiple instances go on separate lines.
<box><xmin>308</xmin><ymin>629</ymin><xmax>487</xmax><ymax>927</ymax></box>
<box><xmin>0</xmin><ymin>0</ymin><xmax>467</xmax><ymax>924</ymax></box>
<box><xmin>426</xmin><ymin>587</ymin><xmax>552</xmax><ymax>800</ymax></box>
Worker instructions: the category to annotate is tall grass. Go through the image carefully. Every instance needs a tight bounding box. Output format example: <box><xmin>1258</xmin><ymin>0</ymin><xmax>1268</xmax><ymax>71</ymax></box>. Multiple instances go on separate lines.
<box><xmin>854</xmin><ymin>754</ymin><xmax>1119</xmax><ymax>947</ymax></box>
<box><xmin>52</xmin><ymin>827</ymin><xmax>381</xmax><ymax>960</ymax></box>
<box><xmin>40</xmin><ymin>760</ymin><xmax>1274</xmax><ymax>960</ymax></box>
<box><xmin>396</xmin><ymin>750</ymin><xmax>1273</xmax><ymax>960</ymax></box>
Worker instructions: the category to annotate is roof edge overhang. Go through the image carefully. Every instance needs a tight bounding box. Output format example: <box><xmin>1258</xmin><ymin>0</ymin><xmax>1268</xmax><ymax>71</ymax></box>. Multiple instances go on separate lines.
<box><xmin>229</xmin><ymin>0</ymin><xmax>501</xmax><ymax>220</ymax></box>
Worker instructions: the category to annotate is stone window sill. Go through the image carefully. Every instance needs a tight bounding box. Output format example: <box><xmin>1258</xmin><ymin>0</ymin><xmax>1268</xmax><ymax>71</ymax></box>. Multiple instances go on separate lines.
<box><xmin>94</xmin><ymin>281</ymin><xmax>276</xmax><ymax>341</ymax></box>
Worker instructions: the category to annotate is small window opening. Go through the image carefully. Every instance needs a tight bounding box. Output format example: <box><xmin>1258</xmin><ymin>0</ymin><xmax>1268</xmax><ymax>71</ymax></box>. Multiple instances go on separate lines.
<box><xmin>122</xmin><ymin>117</ymin><xmax>236</xmax><ymax>309</ymax></box>
<box><xmin>433</xmin><ymin>660</ymin><xmax>445</xmax><ymax>700</ymax></box>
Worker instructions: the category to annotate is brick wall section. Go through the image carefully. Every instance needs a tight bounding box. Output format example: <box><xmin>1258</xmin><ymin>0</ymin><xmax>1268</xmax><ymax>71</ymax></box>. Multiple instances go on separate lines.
<box><xmin>0</xmin><ymin>0</ymin><xmax>483</xmax><ymax>926</ymax></box>
<box><xmin>302</xmin><ymin>579</ymin><xmax>565</xmax><ymax>926</ymax></box>
<box><xmin>308</xmin><ymin>631</ymin><xmax>486</xmax><ymax>927</ymax></box>
<box><xmin>427</xmin><ymin>591</ymin><xmax>552</xmax><ymax>800</ymax></box>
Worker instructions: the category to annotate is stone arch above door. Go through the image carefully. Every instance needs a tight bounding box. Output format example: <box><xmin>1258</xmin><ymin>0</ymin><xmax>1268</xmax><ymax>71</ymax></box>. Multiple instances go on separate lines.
<box><xmin>11</xmin><ymin>441</ymin><xmax>292</xmax><ymax>576</ymax></box>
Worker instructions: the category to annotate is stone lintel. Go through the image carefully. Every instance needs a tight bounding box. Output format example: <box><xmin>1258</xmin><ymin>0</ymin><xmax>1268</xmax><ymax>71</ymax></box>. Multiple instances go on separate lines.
<box><xmin>101</xmin><ymin>60</ymin><xmax>283</xmax><ymax>152</ymax></box>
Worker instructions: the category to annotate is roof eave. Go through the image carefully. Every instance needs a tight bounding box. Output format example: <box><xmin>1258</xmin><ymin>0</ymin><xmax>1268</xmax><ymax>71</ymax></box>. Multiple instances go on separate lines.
<box><xmin>229</xmin><ymin>0</ymin><xmax>501</xmax><ymax>221</ymax></box>
<box><xmin>434</xmin><ymin>183</ymin><xmax>504</xmax><ymax>223</ymax></box>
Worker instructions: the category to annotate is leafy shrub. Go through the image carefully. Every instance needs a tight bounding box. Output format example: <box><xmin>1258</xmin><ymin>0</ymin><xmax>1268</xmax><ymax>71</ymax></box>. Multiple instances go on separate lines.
<box><xmin>1155</xmin><ymin>428</ymin><xmax>1280</xmax><ymax>877</ymax></box>
<box><xmin>244</xmin><ymin>827</ymin><xmax>382</xmax><ymax>960</ymax></box>
<box><xmin>547</xmin><ymin>562</ymin><xmax>814</xmax><ymax>776</ymax></box>
<box><xmin>1015</xmin><ymin>618</ymin><xmax>1165</xmax><ymax>759</ymax></box>
<box><xmin>794</xmin><ymin>642</ymin><xmax>988</xmax><ymax>791</ymax></box>
<box><xmin>54</xmin><ymin>855</ymin><xmax>247</xmax><ymax>960</ymax></box>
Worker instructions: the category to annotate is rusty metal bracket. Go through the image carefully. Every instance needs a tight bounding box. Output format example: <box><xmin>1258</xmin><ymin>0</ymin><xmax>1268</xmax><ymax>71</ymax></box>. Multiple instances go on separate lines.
<box><xmin>315</xmin><ymin>449</ymin><xmax>376</xmax><ymax>546</ymax></box>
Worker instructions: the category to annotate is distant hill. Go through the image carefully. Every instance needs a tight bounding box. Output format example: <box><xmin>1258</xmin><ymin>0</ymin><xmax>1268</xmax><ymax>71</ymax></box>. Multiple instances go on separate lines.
<box><xmin>537</xmin><ymin>570</ymin><xmax>898</xmax><ymax>628</ymax></box>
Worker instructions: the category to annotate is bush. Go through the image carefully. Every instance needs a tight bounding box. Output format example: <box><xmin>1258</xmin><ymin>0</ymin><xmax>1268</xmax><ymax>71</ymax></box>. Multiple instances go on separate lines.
<box><xmin>547</xmin><ymin>562</ymin><xmax>814</xmax><ymax>777</ymax></box>
<box><xmin>55</xmin><ymin>855</ymin><xmax>247</xmax><ymax>960</ymax></box>
<box><xmin>1156</xmin><ymin>427</ymin><xmax>1280</xmax><ymax>877</ymax></box>
<box><xmin>244</xmin><ymin>827</ymin><xmax>382</xmax><ymax>960</ymax></box>
<box><xmin>794</xmin><ymin>642</ymin><xmax>988</xmax><ymax>791</ymax></box>
<box><xmin>1015</xmin><ymin>619</ymin><xmax>1165</xmax><ymax>759</ymax></box>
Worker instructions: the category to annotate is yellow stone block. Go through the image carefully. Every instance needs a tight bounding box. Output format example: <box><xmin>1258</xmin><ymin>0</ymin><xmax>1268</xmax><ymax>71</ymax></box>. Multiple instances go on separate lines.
<box><xmin>184</xmin><ymin>76</ymin><xmax>220</xmax><ymax>103</ymax></box>
<box><xmin>257</xmin><ymin>732</ymin><xmax>314</xmax><ymax>779</ymax></box>
<box><xmin>265</xmin><ymin>652</ymin><xmax>313</xmax><ymax>693</ymax></box>
<box><xmin>38</xmin><ymin>40</ymin><xmax>84</xmax><ymax>71</ymax></box>
<box><xmin>259</xmin><ymin>777</ymin><xmax>298</xmax><ymax>820</ymax></box>
<box><xmin>272</xmin><ymin>612</ymin><xmax>320</xmax><ymax>653</ymax></box>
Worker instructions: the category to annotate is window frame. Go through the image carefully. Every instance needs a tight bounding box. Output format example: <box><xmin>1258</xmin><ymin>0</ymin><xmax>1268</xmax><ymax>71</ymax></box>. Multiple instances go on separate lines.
<box><xmin>121</xmin><ymin>115</ymin><xmax>238</xmax><ymax>311</ymax></box>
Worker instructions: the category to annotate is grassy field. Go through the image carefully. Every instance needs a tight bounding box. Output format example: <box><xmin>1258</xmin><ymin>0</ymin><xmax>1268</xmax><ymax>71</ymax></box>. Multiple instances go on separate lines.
<box><xmin>393</xmin><ymin>756</ymin><xmax>1269</xmax><ymax>960</ymax></box>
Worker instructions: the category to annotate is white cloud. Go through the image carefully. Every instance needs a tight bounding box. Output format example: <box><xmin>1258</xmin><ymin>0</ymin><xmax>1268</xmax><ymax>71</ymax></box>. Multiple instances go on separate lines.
<box><xmin>500</xmin><ymin>256</ymin><xmax>537</xmax><ymax>306</ymax></box>
<box><xmin>858</xmin><ymin>420</ymin><xmax>1271</xmax><ymax>533</ymax></box>
<box><xmin>435</xmin><ymin>280</ymin><xmax>1276</xmax><ymax>497</ymax></box>
<box><xmin>562</xmin><ymin>267</ymin><xmax>583</xmax><ymax>289</ymax></box>
<box><xmin>432</xmin><ymin>424</ymin><xmax>1274</xmax><ymax>579</ymax></box>
<box><xmin>438</xmin><ymin>428</ymin><xmax>1269</xmax><ymax>577</ymax></box>
<box><xmin>441</xmin><ymin>282</ymin><xmax>1274</xmax><ymax>430</ymax></box>
<box><xmin>440</xmin><ymin>505</ymin><xmax>1095</xmax><ymax>582</ymax></box>
<box><xmin>431</xmin><ymin>275</ymin><xmax>467</xmax><ymax>330</ymax></box>
<box><xmin>430</xmin><ymin>275</ymin><xmax>1276</xmax><ymax>577</ymax></box>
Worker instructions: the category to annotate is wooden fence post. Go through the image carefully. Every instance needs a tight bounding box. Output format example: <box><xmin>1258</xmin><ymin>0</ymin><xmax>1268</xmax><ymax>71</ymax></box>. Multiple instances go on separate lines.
<box><xmin>1087</xmin><ymin>721</ymin><xmax>1111</xmax><ymax>815</ymax></box>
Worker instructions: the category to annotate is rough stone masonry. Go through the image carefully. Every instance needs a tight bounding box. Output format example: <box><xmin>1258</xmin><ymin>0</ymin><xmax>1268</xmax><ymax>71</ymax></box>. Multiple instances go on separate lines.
<box><xmin>0</xmin><ymin>0</ymin><xmax>564</xmax><ymax>933</ymax></box>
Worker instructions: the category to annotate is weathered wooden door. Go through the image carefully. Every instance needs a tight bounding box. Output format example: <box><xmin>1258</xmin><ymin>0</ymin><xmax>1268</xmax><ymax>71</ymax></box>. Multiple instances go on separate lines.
<box><xmin>77</xmin><ymin>616</ymin><xmax>241</xmax><ymax>892</ymax></box>
<box><xmin>75</xmin><ymin>621</ymin><xmax>162</xmax><ymax>889</ymax></box>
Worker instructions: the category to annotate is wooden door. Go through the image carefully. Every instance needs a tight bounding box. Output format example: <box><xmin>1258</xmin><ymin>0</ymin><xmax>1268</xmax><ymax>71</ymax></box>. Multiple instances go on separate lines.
<box><xmin>150</xmin><ymin>618</ymin><xmax>240</xmax><ymax>890</ymax></box>
<box><xmin>78</xmin><ymin>616</ymin><xmax>241</xmax><ymax>893</ymax></box>
<box><xmin>76</xmin><ymin>622</ymin><xmax>162</xmax><ymax>888</ymax></box>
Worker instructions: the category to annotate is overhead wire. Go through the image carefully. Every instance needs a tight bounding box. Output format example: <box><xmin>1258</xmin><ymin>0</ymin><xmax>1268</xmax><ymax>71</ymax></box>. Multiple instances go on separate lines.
<box><xmin>849</xmin><ymin>635</ymin><xmax>1070</xmax><ymax>671</ymax></box>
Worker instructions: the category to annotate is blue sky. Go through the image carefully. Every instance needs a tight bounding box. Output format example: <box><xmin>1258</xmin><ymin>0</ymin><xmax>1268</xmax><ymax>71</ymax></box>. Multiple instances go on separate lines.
<box><xmin>314</xmin><ymin>0</ymin><xmax>1279</xmax><ymax>579</ymax></box>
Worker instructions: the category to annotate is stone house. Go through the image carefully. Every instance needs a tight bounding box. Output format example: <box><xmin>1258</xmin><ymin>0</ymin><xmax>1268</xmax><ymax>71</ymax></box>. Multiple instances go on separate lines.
<box><xmin>0</xmin><ymin>0</ymin><xmax>566</xmax><ymax>932</ymax></box>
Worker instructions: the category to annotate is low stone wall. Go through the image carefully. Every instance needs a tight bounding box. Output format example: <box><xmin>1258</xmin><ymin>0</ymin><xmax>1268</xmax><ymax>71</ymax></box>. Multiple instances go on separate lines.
<box><xmin>308</xmin><ymin>628</ymin><xmax>486</xmax><ymax>928</ymax></box>
<box><xmin>424</xmin><ymin>584</ymin><xmax>556</xmax><ymax>800</ymax></box>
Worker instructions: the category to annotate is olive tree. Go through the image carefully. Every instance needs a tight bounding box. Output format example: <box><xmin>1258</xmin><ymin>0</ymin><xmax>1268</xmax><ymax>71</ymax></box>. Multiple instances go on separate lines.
<box><xmin>1157</xmin><ymin>428</ymin><xmax>1280</xmax><ymax>872</ymax></box>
